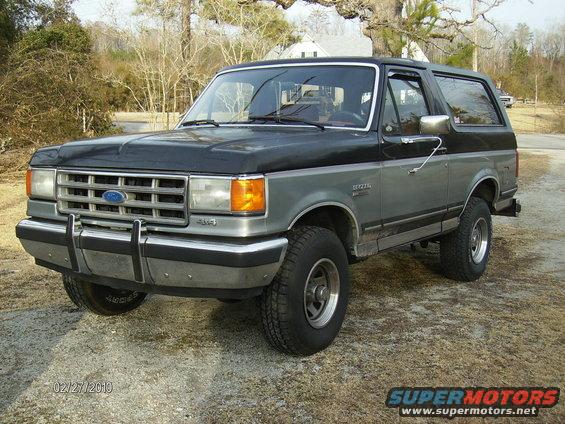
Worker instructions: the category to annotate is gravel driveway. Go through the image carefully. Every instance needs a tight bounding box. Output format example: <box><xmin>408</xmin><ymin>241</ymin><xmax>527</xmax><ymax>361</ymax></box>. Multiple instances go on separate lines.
<box><xmin>0</xmin><ymin>141</ymin><xmax>563</xmax><ymax>423</ymax></box>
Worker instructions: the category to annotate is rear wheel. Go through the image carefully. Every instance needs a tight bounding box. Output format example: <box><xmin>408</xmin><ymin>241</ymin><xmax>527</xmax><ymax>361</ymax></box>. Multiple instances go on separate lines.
<box><xmin>260</xmin><ymin>226</ymin><xmax>350</xmax><ymax>356</ymax></box>
<box><xmin>63</xmin><ymin>276</ymin><xmax>147</xmax><ymax>315</ymax></box>
<box><xmin>440</xmin><ymin>197</ymin><xmax>492</xmax><ymax>281</ymax></box>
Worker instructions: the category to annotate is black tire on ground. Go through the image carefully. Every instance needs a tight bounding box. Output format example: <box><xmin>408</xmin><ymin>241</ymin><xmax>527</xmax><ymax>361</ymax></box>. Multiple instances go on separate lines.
<box><xmin>440</xmin><ymin>197</ymin><xmax>492</xmax><ymax>281</ymax></box>
<box><xmin>260</xmin><ymin>226</ymin><xmax>350</xmax><ymax>356</ymax></box>
<box><xmin>62</xmin><ymin>276</ymin><xmax>147</xmax><ymax>316</ymax></box>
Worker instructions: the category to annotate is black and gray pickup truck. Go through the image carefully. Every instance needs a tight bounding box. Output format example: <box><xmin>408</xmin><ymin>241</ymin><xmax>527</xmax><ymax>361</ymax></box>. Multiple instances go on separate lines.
<box><xmin>17</xmin><ymin>57</ymin><xmax>520</xmax><ymax>355</ymax></box>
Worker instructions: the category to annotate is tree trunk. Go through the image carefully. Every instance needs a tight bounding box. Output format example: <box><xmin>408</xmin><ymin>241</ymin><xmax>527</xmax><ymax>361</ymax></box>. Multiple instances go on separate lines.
<box><xmin>364</xmin><ymin>0</ymin><xmax>404</xmax><ymax>57</ymax></box>
<box><xmin>365</xmin><ymin>27</ymin><xmax>390</xmax><ymax>56</ymax></box>
<box><xmin>181</xmin><ymin>0</ymin><xmax>192</xmax><ymax>61</ymax></box>
<box><xmin>471</xmin><ymin>0</ymin><xmax>479</xmax><ymax>71</ymax></box>
<box><xmin>181</xmin><ymin>0</ymin><xmax>192</xmax><ymax>111</ymax></box>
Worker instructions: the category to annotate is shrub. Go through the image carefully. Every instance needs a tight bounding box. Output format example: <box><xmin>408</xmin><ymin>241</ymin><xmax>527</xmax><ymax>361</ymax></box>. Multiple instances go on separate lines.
<box><xmin>0</xmin><ymin>22</ymin><xmax>116</xmax><ymax>148</ymax></box>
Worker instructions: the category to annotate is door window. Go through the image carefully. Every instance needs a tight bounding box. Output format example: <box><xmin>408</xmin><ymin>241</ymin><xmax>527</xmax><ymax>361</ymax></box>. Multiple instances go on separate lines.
<box><xmin>381</xmin><ymin>75</ymin><xmax>430</xmax><ymax>136</ymax></box>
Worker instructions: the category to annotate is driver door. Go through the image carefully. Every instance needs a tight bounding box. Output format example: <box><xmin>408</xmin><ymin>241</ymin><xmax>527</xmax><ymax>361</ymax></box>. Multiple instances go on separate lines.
<box><xmin>378</xmin><ymin>69</ymin><xmax>448</xmax><ymax>249</ymax></box>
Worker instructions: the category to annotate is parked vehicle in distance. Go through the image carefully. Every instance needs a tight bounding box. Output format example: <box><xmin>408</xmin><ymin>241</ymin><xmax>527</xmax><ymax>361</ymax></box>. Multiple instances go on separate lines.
<box><xmin>497</xmin><ymin>88</ymin><xmax>516</xmax><ymax>108</ymax></box>
<box><xmin>17</xmin><ymin>58</ymin><xmax>521</xmax><ymax>355</ymax></box>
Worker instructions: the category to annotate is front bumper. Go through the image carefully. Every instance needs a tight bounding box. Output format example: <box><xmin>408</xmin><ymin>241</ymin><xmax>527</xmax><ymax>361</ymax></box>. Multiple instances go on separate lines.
<box><xmin>16</xmin><ymin>216</ymin><xmax>287</xmax><ymax>298</ymax></box>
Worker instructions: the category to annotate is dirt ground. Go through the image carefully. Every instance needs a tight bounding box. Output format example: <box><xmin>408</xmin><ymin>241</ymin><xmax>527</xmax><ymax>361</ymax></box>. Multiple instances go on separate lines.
<box><xmin>0</xmin><ymin>151</ymin><xmax>563</xmax><ymax>423</ymax></box>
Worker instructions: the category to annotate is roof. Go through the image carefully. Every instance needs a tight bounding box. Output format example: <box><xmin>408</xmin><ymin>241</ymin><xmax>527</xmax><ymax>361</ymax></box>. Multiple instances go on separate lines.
<box><xmin>220</xmin><ymin>56</ymin><xmax>490</xmax><ymax>80</ymax></box>
<box><xmin>221</xmin><ymin>57</ymin><xmax>490</xmax><ymax>80</ymax></box>
<box><xmin>223</xmin><ymin>56</ymin><xmax>417</xmax><ymax>71</ymax></box>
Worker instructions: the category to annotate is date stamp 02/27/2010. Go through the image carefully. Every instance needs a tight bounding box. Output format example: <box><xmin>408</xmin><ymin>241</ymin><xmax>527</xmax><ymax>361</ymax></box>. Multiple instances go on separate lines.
<box><xmin>52</xmin><ymin>381</ymin><xmax>113</xmax><ymax>394</ymax></box>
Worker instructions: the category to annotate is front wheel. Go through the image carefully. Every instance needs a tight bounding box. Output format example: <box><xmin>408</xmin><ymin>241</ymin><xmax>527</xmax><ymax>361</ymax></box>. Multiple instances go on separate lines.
<box><xmin>63</xmin><ymin>276</ymin><xmax>147</xmax><ymax>315</ymax></box>
<box><xmin>260</xmin><ymin>226</ymin><xmax>350</xmax><ymax>356</ymax></box>
<box><xmin>440</xmin><ymin>197</ymin><xmax>492</xmax><ymax>281</ymax></box>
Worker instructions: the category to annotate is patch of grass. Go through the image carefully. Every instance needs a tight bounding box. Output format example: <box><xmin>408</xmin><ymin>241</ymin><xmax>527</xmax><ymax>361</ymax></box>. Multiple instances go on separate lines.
<box><xmin>517</xmin><ymin>152</ymin><xmax>550</xmax><ymax>187</ymax></box>
<box><xmin>507</xmin><ymin>104</ymin><xmax>565</xmax><ymax>134</ymax></box>
<box><xmin>0</xmin><ymin>182</ymin><xmax>28</xmax><ymax>252</ymax></box>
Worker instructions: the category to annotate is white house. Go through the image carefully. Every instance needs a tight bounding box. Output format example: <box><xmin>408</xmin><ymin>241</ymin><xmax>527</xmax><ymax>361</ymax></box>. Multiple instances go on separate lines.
<box><xmin>265</xmin><ymin>34</ymin><xmax>429</xmax><ymax>62</ymax></box>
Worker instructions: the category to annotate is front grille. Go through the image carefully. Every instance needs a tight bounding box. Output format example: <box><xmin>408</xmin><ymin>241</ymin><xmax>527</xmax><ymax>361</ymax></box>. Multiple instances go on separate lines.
<box><xmin>57</xmin><ymin>170</ymin><xmax>189</xmax><ymax>226</ymax></box>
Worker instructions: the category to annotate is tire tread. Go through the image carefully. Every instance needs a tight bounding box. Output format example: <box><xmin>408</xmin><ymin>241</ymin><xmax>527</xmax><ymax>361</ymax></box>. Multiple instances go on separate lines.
<box><xmin>260</xmin><ymin>226</ymin><xmax>334</xmax><ymax>355</ymax></box>
<box><xmin>62</xmin><ymin>276</ymin><xmax>146</xmax><ymax>315</ymax></box>
<box><xmin>440</xmin><ymin>197</ymin><xmax>491</xmax><ymax>281</ymax></box>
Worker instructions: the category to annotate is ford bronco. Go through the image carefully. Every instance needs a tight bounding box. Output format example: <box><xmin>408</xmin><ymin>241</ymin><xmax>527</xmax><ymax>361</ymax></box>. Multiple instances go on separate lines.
<box><xmin>16</xmin><ymin>58</ymin><xmax>520</xmax><ymax>355</ymax></box>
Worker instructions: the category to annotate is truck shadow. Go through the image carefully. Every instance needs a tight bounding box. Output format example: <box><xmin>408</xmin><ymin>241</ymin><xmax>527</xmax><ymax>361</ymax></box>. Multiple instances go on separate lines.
<box><xmin>188</xmin><ymin>247</ymin><xmax>456</xmax><ymax>420</ymax></box>
<box><xmin>202</xmin><ymin>244</ymin><xmax>448</xmax><ymax>356</ymax></box>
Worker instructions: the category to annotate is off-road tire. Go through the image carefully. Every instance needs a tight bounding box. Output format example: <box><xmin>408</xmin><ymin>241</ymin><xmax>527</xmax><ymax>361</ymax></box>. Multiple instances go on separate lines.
<box><xmin>260</xmin><ymin>226</ymin><xmax>350</xmax><ymax>356</ymax></box>
<box><xmin>62</xmin><ymin>276</ymin><xmax>147</xmax><ymax>315</ymax></box>
<box><xmin>440</xmin><ymin>197</ymin><xmax>492</xmax><ymax>281</ymax></box>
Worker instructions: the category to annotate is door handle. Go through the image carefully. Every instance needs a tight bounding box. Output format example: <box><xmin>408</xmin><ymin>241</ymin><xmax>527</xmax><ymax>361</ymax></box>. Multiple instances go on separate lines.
<box><xmin>435</xmin><ymin>146</ymin><xmax>448</xmax><ymax>154</ymax></box>
<box><xmin>401</xmin><ymin>136</ymin><xmax>439</xmax><ymax>144</ymax></box>
<box><xmin>409</xmin><ymin>137</ymin><xmax>443</xmax><ymax>174</ymax></box>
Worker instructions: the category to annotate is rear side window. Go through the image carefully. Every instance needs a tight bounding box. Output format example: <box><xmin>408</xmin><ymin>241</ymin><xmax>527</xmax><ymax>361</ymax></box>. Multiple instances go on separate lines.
<box><xmin>435</xmin><ymin>76</ymin><xmax>501</xmax><ymax>125</ymax></box>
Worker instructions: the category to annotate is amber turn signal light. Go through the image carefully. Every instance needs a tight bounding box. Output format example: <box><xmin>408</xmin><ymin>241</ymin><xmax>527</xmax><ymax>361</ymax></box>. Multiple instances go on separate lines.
<box><xmin>231</xmin><ymin>178</ymin><xmax>265</xmax><ymax>213</ymax></box>
<box><xmin>26</xmin><ymin>169</ymin><xmax>32</xmax><ymax>197</ymax></box>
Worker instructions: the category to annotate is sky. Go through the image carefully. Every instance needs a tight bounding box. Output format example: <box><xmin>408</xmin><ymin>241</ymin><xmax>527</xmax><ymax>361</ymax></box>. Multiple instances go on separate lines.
<box><xmin>72</xmin><ymin>0</ymin><xmax>565</xmax><ymax>33</ymax></box>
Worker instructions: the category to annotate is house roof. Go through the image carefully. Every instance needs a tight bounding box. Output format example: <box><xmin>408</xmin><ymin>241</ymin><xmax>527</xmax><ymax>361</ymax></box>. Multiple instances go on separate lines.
<box><xmin>265</xmin><ymin>35</ymin><xmax>373</xmax><ymax>59</ymax></box>
<box><xmin>314</xmin><ymin>35</ymin><xmax>373</xmax><ymax>57</ymax></box>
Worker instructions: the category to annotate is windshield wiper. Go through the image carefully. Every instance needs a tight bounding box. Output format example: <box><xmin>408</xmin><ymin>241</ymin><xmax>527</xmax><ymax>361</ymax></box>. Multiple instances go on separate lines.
<box><xmin>180</xmin><ymin>119</ymin><xmax>220</xmax><ymax>127</ymax></box>
<box><xmin>248</xmin><ymin>115</ymin><xmax>325</xmax><ymax>131</ymax></box>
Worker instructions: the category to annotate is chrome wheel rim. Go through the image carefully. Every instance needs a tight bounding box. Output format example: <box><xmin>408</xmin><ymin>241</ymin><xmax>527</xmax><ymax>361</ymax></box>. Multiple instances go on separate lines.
<box><xmin>303</xmin><ymin>258</ymin><xmax>340</xmax><ymax>329</ymax></box>
<box><xmin>470</xmin><ymin>217</ymin><xmax>488</xmax><ymax>264</ymax></box>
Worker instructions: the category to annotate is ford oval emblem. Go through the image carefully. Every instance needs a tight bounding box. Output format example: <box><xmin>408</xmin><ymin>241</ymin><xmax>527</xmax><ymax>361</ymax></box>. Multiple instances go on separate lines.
<box><xmin>102</xmin><ymin>190</ymin><xmax>127</xmax><ymax>204</ymax></box>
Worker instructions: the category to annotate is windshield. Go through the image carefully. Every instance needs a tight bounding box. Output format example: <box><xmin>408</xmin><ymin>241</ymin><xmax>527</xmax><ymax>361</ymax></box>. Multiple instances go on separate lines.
<box><xmin>183</xmin><ymin>65</ymin><xmax>376</xmax><ymax>129</ymax></box>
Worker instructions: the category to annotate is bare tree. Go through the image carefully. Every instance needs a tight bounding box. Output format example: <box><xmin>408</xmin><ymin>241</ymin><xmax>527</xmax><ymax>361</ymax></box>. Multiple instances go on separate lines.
<box><xmin>97</xmin><ymin>0</ymin><xmax>294</xmax><ymax>127</ymax></box>
<box><xmin>538</xmin><ymin>23</ymin><xmax>564</xmax><ymax>72</ymax></box>
<box><xmin>101</xmin><ymin>0</ymin><xmax>209</xmax><ymax>128</ymax></box>
<box><xmin>201</xmin><ymin>0</ymin><xmax>295</xmax><ymax>65</ymax></box>
<box><xmin>299</xmin><ymin>6</ymin><xmax>331</xmax><ymax>35</ymax></box>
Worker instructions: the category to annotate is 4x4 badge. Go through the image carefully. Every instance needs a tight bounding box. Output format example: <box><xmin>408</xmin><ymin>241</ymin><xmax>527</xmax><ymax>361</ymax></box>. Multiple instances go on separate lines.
<box><xmin>196</xmin><ymin>218</ymin><xmax>218</xmax><ymax>226</ymax></box>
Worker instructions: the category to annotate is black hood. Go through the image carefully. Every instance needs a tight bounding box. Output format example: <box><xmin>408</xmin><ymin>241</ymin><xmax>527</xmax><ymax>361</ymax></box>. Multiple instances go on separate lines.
<box><xmin>30</xmin><ymin>126</ymin><xmax>379</xmax><ymax>174</ymax></box>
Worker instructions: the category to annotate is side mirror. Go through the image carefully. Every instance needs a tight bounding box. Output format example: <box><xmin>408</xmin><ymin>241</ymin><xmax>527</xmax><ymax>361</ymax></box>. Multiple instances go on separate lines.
<box><xmin>420</xmin><ymin>115</ymin><xmax>450</xmax><ymax>135</ymax></box>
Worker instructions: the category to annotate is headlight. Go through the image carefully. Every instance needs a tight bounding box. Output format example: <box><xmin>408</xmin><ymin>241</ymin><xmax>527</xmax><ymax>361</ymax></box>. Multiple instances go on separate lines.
<box><xmin>189</xmin><ymin>176</ymin><xmax>265</xmax><ymax>214</ymax></box>
<box><xmin>26</xmin><ymin>168</ymin><xmax>56</xmax><ymax>200</ymax></box>
<box><xmin>189</xmin><ymin>177</ymin><xmax>231</xmax><ymax>212</ymax></box>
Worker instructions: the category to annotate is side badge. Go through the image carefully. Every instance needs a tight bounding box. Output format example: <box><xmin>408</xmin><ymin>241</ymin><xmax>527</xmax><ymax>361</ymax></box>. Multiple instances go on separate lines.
<box><xmin>352</xmin><ymin>183</ymin><xmax>372</xmax><ymax>197</ymax></box>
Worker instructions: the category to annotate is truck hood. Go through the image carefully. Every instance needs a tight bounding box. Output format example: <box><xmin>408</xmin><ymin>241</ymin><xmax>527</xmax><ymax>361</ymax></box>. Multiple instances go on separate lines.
<box><xmin>30</xmin><ymin>126</ymin><xmax>378</xmax><ymax>174</ymax></box>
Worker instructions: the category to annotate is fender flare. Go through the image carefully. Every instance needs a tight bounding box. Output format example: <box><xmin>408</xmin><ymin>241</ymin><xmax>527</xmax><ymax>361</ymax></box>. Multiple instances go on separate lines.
<box><xmin>461</xmin><ymin>175</ymin><xmax>500</xmax><ymax>215</ymax></box>
<box><xmin>287</xmin><ymin>201</ymin><xmax>360</xmax><ymax>246</ymax></box>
